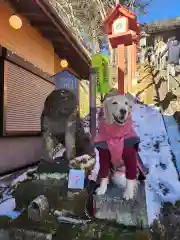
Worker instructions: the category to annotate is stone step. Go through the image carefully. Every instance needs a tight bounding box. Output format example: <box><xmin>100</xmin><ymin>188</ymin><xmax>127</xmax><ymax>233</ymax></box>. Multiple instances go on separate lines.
<box><xmin>94</xmin><ymin>183</ymin><xmax>148</xmax><ymax>227</ymax></box>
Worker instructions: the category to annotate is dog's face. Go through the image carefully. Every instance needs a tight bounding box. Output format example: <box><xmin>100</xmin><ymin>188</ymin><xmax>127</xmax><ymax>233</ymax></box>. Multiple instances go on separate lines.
<box><xmin>104</xmin><ymin>95</ymin><xmax>134</xmax><ymax>125</ymax></box>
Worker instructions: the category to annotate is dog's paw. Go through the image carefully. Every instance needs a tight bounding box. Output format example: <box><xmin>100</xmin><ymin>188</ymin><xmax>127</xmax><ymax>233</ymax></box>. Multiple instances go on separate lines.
<box><xmin>96</xmin><ymin>178</ymin><xmax>108</xmax><ymax>195</ymax></box>
<box><xmin>96</xmin><ymin>186</ymin><xmax>107</xmax><ymax>195</ymax></box>
<box><xmin>123</xmin><ymin>179</ymin><xmax>138</xmax><ymax>200</ymax></box>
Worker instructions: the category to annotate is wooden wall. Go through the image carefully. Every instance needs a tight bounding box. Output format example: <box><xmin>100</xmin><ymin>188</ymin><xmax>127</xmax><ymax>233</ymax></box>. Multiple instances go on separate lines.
<box><xmin>54</xmin><ymin>54</ymin><xmax>63</xmax><ymax>73</ymax></box>
<box><xmin>0</xmin><ymin>0</ymin><xmax>85</xmax><ymax>76</ymax></box>
<box><xmin>0</xmin><ymin>0</ymin><xmax>59</xmax><ymax>75</ymax></box>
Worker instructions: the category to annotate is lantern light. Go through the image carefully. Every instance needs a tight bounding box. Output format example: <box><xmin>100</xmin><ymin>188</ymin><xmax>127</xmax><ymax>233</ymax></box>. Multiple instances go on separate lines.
<box><xmin>9</xmin><ymin>14</ymin><xmax>22</xmax><ymax>30</ymax></box>
<box><xmin>60</xmin><ymin>59</ymin><xmax>68</xmax><ymax>68</ymax></box>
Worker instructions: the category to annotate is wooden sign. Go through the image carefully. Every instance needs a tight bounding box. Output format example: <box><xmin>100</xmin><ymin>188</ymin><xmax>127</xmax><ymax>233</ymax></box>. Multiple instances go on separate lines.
<box><xmin>68</xmin><ymin>169</ymin><xmax>85</xmax><ymax>189</ymax></box>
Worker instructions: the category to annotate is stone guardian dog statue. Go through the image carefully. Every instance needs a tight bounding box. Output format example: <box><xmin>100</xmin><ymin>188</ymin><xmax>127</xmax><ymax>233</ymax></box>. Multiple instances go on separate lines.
<box><xmin>41</xmin><ymin>88</ymin><xmax>98</xmax><ymax>176</ymax></box>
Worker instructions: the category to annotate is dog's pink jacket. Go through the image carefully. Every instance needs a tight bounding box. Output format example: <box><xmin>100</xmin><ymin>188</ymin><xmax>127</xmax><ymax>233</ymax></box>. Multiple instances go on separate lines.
<box><xmin>95</xmin><ymin>115</ymin><xmax>137</xmax><ymax>166</ymax></box>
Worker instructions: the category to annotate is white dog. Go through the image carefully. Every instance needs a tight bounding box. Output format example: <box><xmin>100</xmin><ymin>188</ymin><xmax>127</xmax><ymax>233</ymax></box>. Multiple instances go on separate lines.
<box><xmin>95</xmin><ymin>93</ymin><xmax>139</xmax><ymax>200</ymax></box>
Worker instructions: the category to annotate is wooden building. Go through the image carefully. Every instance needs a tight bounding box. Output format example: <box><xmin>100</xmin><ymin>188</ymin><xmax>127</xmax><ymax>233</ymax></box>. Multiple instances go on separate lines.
<box><xmin>141</xmin><ymin>17</ymin><xmax>180</xmax><ymax>47</ymax></box>
<box><xmin>0</xmin><ymin>0</ymin><xmax>91</xmax><ymax>174</ymax></box>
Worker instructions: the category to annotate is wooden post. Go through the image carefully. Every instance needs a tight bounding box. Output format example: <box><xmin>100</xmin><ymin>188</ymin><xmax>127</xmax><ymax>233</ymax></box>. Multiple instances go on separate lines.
<box><xmin>89</xmin><ymin>68</ymin><xmax>97</xmax><ymax>140</ymax></box>
<box><xmin>127</xmin><ymin>45</ymin><xmax>132</xmax><ymax>93</ymax></box>
<box><xmin>117</xmin><ymin>44</ymin><xmax>125</xmax><ymax>94</ymax></box>
<box><xmin>132</xmin><ymin>43</ymin><xmax>137</xmax><ymax>77</ymax></box>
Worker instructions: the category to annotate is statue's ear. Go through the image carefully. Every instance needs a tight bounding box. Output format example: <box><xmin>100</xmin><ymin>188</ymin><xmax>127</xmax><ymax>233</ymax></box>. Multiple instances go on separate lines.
<box><xmin>65</xmin><ymin>110</ymin><xmax>77</xmax><ymax>160</ymax></box>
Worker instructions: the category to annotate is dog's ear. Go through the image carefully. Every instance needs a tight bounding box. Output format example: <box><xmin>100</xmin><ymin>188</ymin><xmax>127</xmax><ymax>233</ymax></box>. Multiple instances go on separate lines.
<box><xmin>103</xmin><ymin>88</ymin><xmax>118</xmax><ymax>102</ymax></box>
<box><xmin>125</xmin><ymin>92</ymin><xmax>136</xmax><ymax>107</ymax></box>
<box><xmin>103</xmin><ymin>98</ymin><xmax>114</xmax><ymax>124</ymax></box>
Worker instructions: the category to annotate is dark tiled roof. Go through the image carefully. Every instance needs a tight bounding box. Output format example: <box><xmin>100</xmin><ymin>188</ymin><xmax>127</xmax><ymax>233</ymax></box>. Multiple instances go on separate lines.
<box><xmin>142</xmin><ymin>17</ymin><xmax>180</xmax><ymax>33</ymax></box>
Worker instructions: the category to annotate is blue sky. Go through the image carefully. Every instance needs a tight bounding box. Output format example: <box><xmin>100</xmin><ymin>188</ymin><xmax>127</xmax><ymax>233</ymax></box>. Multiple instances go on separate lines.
<box><xmin>139</xmin><ymin>0</ymin><xmax>180</xmax><ymax>23</ymax></box>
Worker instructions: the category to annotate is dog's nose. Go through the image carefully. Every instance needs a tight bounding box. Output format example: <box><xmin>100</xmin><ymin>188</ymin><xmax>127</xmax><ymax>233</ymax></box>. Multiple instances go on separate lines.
<box><xmin>120</xmin><ymin>109</ymin><xmax>127</xmax><ymax>115</ymax></box>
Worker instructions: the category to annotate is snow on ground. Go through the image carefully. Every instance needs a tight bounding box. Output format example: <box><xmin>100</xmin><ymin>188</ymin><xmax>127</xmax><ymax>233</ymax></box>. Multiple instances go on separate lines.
<box><xmin>0</xmin><ymin>167</ymin><xmax>37</xmax><ymax>219</ymax></box>
<box><xmin>132</xmin><ymin>104</ymin><xmax>180</xmax><ymax>225</ymax></box>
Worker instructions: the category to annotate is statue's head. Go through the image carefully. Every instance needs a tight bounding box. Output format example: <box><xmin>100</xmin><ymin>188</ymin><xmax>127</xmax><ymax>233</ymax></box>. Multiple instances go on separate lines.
<box><xmin>43</xmin><ymin>88</ymin><xmax>77</xmax><ymax>119</ymax></box>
